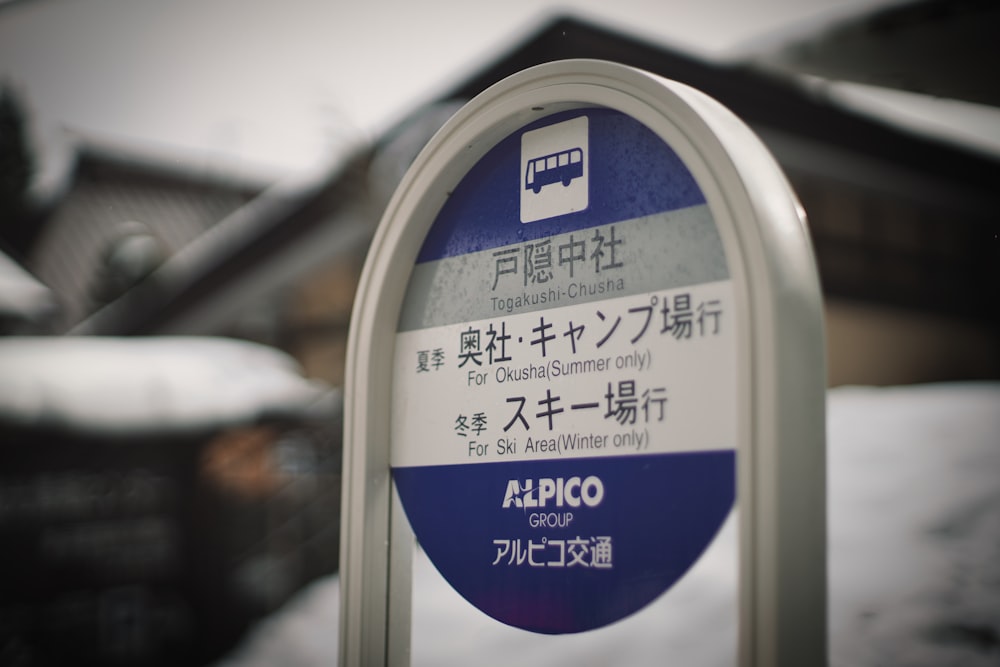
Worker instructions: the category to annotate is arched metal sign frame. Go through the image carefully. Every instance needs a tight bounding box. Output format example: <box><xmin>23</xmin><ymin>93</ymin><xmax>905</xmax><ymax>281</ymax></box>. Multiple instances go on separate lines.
<box><xmin>341</xmin><ymin>59</ymin><xmax>825</xmax><ymax>666</ymax></box>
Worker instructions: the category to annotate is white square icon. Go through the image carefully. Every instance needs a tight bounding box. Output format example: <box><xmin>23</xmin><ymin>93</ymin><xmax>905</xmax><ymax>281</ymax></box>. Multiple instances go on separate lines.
<box><xmin>520</xmin><ymin>116</ymin><xmax>589</xmax><ymax>223</ymax></box>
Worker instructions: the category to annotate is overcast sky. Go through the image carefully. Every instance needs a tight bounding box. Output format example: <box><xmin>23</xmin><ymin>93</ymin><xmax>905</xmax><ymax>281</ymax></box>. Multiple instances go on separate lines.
<box><xmin>0</xmin><ymin>0</ymin><xmax>935</xmax><ymax>184</ymax></box>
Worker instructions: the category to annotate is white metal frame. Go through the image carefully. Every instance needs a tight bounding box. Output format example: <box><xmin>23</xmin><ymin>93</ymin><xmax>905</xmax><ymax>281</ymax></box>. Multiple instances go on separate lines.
<box><xmin>341</xmin><ymin>59</ymin><xmax>826</xmax><ymax>666</ymax></box>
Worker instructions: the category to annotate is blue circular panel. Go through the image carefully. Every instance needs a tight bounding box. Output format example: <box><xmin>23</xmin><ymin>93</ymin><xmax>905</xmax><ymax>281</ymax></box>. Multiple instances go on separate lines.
<box><xmin>393</xmin><ymin>108</ymin><xmax>735</xmax><ymax>634</ymax></box>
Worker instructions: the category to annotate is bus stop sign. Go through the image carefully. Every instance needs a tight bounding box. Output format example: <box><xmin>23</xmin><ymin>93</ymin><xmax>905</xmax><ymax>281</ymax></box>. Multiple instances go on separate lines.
<box><xmin>341</xmin><ymin>59</ymin><xmax>826</xmax><ymax>666</ymax></box>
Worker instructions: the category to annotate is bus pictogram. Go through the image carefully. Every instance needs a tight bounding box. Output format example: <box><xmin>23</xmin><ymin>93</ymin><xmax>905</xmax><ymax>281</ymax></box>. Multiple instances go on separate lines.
<box><xmin>525</xmin><ymin>147</ymin><xmax>584</xmax><ymax>193</ymax></box>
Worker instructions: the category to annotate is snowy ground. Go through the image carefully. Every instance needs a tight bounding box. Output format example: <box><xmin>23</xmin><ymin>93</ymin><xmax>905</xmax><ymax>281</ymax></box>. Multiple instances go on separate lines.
<box><xmin>216</xmin><ymin>382</ymin><xmax>1000</xmax><ymax>666</ymax></box>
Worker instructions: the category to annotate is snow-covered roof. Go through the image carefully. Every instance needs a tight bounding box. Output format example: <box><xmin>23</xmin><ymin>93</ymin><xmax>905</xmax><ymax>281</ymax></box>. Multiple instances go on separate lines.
<box><xmin>0</xmin><ymin>251</ymin><xmax>59</xmax><ymax>330</ymax></box>
<box><xmin>0</xmin><ymin>336</ymin><xmax>339</xmax><ymax>438</ymax></box>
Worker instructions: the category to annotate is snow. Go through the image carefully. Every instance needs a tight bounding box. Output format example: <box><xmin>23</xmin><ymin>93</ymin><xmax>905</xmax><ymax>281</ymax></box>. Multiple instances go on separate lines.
<box><xmin>213</xmin><ymin>382</ymin><xmax>1000</xmax><ymax>666</ymax></box>
<box><xmin>0</xmin><ymin>252</ymin><xmax>58</xmax><ymax>327</ymax></box>
<box><xmin>0</xmin><ymin>336</ymin><xmax>339</xmax><ymax>437</ymax></box>
<box><xmin>827</xmin><ymin>383</ymin><xmax>1000</xmax><ymax>666</ymax></box>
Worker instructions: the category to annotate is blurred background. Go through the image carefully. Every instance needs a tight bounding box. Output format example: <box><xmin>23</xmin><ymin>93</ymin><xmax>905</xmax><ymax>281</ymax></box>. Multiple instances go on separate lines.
<box><xmin>0</xmin><ymin>0</ymin><xmax>997</xmax><ymax>664</ymax></box>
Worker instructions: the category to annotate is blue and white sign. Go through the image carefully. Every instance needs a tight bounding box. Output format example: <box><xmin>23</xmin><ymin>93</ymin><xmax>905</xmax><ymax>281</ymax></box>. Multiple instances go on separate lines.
<box><xmin>391</xmin><ymin>107</ymin><xmax>737</xmax><ymax>634</ymax></box>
